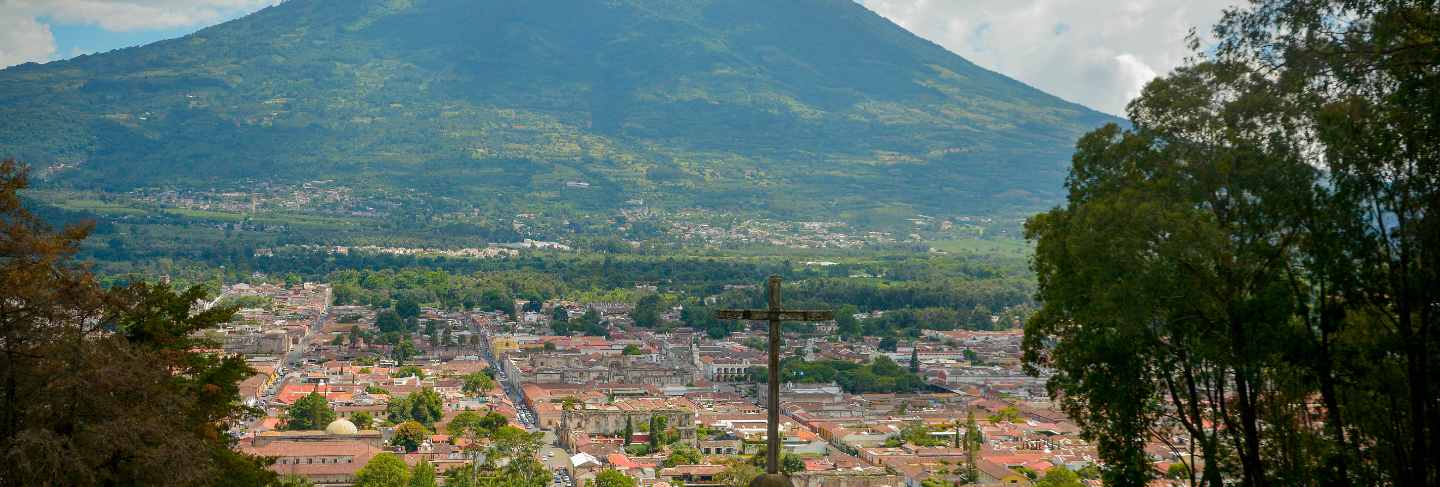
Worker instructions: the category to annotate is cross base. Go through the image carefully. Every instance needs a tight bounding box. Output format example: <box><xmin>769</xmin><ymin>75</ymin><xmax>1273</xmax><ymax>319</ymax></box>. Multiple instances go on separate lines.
<box><xmin>749</xmin><ymin>473</ymin><xmax>794</xmax><ymax>487</ymax></box>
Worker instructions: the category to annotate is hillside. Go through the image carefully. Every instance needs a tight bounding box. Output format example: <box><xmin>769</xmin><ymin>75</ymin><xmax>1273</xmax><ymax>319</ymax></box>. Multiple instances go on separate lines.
<box><xmin>0</xmin><ymin>0</ymin><xmax>1119</xmax><ymax>226</ymax></box>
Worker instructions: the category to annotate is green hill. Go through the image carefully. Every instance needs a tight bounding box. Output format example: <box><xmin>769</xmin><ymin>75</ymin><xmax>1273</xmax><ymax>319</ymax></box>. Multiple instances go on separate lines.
<box><xmin>0</xmin><ymin>0</ymin><xmax>1119</xmax><ymax>225</ymax></box>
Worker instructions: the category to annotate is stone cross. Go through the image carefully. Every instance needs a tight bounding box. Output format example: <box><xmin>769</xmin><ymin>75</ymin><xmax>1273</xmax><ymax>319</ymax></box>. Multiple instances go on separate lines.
<box><xmin>717</xmin><ymin>276</ymin><xmax>833</xmax><ymax>485</ymax></box>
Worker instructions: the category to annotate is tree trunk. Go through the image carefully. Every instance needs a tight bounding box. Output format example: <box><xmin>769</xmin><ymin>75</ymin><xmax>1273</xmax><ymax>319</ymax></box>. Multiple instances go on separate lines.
<box><xmin>1233</xmin><ymin>369</ymin><xmax>1266</xmax><ymax>487</ymax></box>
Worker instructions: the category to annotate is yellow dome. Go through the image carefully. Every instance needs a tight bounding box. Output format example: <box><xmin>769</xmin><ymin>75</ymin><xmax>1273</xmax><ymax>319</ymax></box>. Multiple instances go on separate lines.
<box><xmin>325</xmin><ymin>418</ymin><xmax>359</xmax><ymax>435</ymax></box>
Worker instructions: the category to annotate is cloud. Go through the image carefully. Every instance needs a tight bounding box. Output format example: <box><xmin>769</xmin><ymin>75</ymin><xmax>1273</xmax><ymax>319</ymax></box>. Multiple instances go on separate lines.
<box><xmin>0</xmin><ymin>15</ymin><xmax>55</xmax><ymax>67</ymax></box>
<box><xmin>0</xmin><ymin>0</ymin><xmax>278</xmax><ymax>67</ymax></box>
<box><xmin>858</xmin><ymin>0</ymin><xmax>1238</xmax><ymax>115</ymax></box>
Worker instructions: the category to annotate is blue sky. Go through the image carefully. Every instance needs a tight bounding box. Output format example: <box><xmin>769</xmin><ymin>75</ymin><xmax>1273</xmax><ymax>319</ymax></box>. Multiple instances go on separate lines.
<box><xmin>44</xmin><ymin>19</ymin><xmax>194</xmax><ymax>59</ymax></box>
<box><xmin>1</xmin><ymin>0</ymin><xmax>1236</xmax><ymax>115</ymax></box>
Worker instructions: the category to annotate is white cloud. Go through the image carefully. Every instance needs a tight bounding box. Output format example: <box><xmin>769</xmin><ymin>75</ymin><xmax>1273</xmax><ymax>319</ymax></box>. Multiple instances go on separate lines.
<box><xmin>0</xmin><ymin>0</ymin><xmax>277</xmax><ymax>67</ymax></box>
<box><xmin>858</xmin><ymin>0</ymin><xmax>1238</xmax><ymax>115</ymax></box>
<box><xmin>7</xmin><ymin>0</ymin><xmax>279</xmax><ymax>31</ymax></box>
<box><xmin>0</xmin><ymin>15</ymin><xmax>55</xmax><ymax>67</ymax></box>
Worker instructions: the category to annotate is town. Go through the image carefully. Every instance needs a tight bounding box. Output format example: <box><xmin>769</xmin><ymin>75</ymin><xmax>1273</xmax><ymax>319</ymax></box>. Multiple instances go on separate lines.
<box><xmin>213</xmin><ymin>281</ymin><xmax>1190</xmax><ymax>486</ymax></box>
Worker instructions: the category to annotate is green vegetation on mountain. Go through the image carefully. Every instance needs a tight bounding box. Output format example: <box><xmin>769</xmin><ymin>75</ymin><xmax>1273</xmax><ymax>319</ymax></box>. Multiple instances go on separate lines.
<box><xmin>0</xmin><ymin>0</ymin><xmax>1116</xmax><ymax>225</ymax></box>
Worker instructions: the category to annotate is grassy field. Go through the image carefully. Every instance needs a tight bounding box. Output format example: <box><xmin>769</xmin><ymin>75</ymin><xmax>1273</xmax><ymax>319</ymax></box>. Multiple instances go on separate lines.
<box><xmin>927</xmin><ymin>237</ymin><xmax>1033</xmax><ymax>257</ymax></box>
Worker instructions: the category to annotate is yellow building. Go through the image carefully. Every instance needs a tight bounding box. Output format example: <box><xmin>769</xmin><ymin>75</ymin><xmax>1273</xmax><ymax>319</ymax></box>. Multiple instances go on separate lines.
<box><xmin>490</xmin><ymin>336</ymin><xmax>520</xmax><ymax>356</ymax></box>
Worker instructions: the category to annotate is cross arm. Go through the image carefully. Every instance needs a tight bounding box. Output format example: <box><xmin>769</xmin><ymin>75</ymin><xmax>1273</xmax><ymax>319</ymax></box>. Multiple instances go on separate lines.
<box><xmin>715</xmin><ymin>309</ymin><xmax>835</xmax><ymax>321</ymax></box>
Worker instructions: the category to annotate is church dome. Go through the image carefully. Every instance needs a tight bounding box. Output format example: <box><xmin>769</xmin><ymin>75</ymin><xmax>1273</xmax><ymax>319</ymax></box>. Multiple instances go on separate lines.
<box><xmin>325</xmin><ymin>418</ymin><xmax>359</xmax><ymax>435</ymax></box>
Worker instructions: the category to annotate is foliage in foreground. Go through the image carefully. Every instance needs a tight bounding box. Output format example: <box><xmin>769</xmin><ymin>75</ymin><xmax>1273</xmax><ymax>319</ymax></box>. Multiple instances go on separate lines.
<box><xmin>0</xmin><ymin>159</ymin><xmax>276</xmax><ymax>485</ymax></box>
<box><xmin>1024</xmin><ymin>2</ymin><xmax>1440</xmax><ymax>485</ymax></box>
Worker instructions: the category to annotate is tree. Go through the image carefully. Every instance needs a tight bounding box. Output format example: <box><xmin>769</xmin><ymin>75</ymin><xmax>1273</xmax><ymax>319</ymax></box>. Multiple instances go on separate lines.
<box><xmin>622</xmin><ymin>416</ymin><xmax>634</xmax><ymax>445</ymax></box>
<box><xmin>595</xmin><ymin>469</ymin><xmax>636</xmax><ymax>487</ymax></box>
<box><xmin>909</xmin><ymin>345</ymin><xmax>920</xmax><ymax>373</ymax></box>
<box><xmin>377</xmin><ymin>309</ymin><xmax>407</xmax><ymax>334</ymax></box>
<box><xmin>1035</xmin><ymin>468</ymin><xmax>1084</xmax><ymax>487</ymax></box>
<box><xmin>1217</xmin><ymin>3</ymin><xmax>1440</xmax><ymax>486</ymax></box>
<box><xmin>355</xmin><ymin>453</ymin><xmax>410</xmax><ymax>487</ymax></box>
<box><xmin>0</xmin><ymin>171</ymin><xmax>281</xmax><ymax>482</ymax></box>
<box><xmin>394</xmin><ymin>365</ymin><xmax>426</xmax><ymax>379</ymax></box>
<box><xmin>502</xmin><ymin>456</ymin><xmax>552</xmax><ymax>487</ymax></box>
<box><xmin>553</xmin><ymin>307</ymin><xmax>570</xmax><ymax>322</ymax></box>
<box><xmin>663</xmin><ymin>445</ymin><xmax>703</xmax><ymax>467</ymax></box>
<box><xmin>622</xmin><ymin>344</ymin><xmax>642</xmax><ymax>356</ymax></box>
<box><xmin>285</xmin><ymin>392</ymin><xmax>337</xmax><ymax>430</ymax></box>
<box><xmin>648</xmin><ymin>415</ymin><xmax>666</xmax><ymax>449</ymax></box>
<box><xmin>387</xmin><ymin>388</ymin><xmax>444</xmax><ymax>426</ymax></box>
<box><xmin>409</xmin><ymin>460</ymin><xmax>438</xmax><ymax>487</ymax></box>
<box><xmin>395</xmin><ymin>297</ymin><xmax>422</xmax><ymax>320</ymax></box>
<box><xmin>424</xmin><ymin>320</ymin><xmax>439</xmax><ymax>345</ymax></box>
<box><xmin>392</xmin><ymin>340</ymin><xmax>419</xmax><ymax>365</ymax></box>
<box><xmin>1165</xmin><ymin>463</ymin><xmax>1190</xmax><ymax>481</ymax></box>
<box><xmin>986</xmin><ymin>406</ymin><xmax>1022</xmax><ymax>425</ymax></box>
<box><xmin>353</xmin><ymin>411</ymin><xmax>375</xmax><ymax>430</ymax></box>
<box><xmin>715</xmin><ymin>463</ymin><xmax>762</xmax><ymax>487</ymax></box>
<box><xmin>877</xmin><ymin>337</ymin><xmax>898</xmax><ymax>352</ymax></box>
<box><xmin>392</xmin><ymin>420</ymin><xmax>430</xmax><ymax>452</ymax></box>
<box><xmin>962</xmin><ymin>410</ymin><xmax>981</xmax><ymax>482</ymax></box>
<box><xmin>1023</xmin><ymin>8</ymin><xmax>1440</xmax><ymax>481</ymax></box>
<box><xmin>681</xmin><ymin>304</ymin><xmax>720</xmax><ymax>331</ymax></box>
<box><xmin>836</xmin><ymin>305</ymin><xmax>861</xmax><ymax>339</ymax></box>
<box><xmin>577</xmin><ymin>308</ymin><xmax>601</xmax><ymax>326</ymax></box>
<box><xmin>462</xmin><ymin>372</ymin><xmax>495</xmax><ymax>396</ymax></box>
<box><xmin>448</xmin><ymin>411</ymin><xmax>508</xmax><ymax>438</ymax></box>
<box><xmin>408</xmin><ymin>388</ymin><xmax>445</xmax><ymax>426</ymax></box>
<box><xmin>633</xmin><ymin>294</ymin><xmax>663</xmax><ymax>328</ymax></box>
<box><xmin>1022</xmin><ymin>60</ymin><xmax>1324</xmax><ymax>487</ymax></box>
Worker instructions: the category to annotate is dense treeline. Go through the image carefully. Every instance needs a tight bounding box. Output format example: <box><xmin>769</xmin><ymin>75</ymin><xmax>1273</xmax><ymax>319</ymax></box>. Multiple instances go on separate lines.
<box><xmin>323</xmin><ymin>262</ymin><xmax>1033</xmax><ymax>339</ymax></box>
<box><xmin>1023</xmin><ymin>2</ymin><xmax>1440</xmax><ymax>486</ymax></box>
<box><xmin>785</xmin><ymin>277</ymin><xmax>1030</xmax><ymax>319</ymax></box>
<box><xmin>750</xmin><ymin>356</ymin><xmax>928</xmax><ymax>394</ymax></box>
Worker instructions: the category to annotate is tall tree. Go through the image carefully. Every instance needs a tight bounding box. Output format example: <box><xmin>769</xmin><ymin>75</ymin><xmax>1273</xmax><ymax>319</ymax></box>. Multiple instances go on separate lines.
<box><xmin>1215</xmin><ymin>2</ymin><xmax>1440</xmax><ymax>484</ymax></box>
<box><xmin>648</xmin><ymin>415</ymin><xmax>660</xmax><ymax>449</ymax></box>
<box><xmin>408</xmin><ymin>460</ymin><xmax>438</xmax><ymax>487</ymax></box>
<box><xmin>0</xmin><ymin>160</ymin><xmax>276</xmax><ymax>485</ymax></box>
<box><xmin>836</xmin><ymin>305</ymin><xmax>861</xmax><ymax>340</ymax></box>
<box><xmin>1024</xmin><ymin>60</ymin><xmax>1316</xmax><ymax>487</ymax></box>
<box><xmin>963</xmin><ymin>410</ymin><xmax>981</xmax><ymax>483</ymax></box>
<box><xmin>1027</xmin><ymin>2</ymin><xmax>1440</xmax><ymax>482</ymax></box>
<box><xmin>633</xmin><ymin>294</ymin><xmax>662</xmax><ymax>328</ymax></box>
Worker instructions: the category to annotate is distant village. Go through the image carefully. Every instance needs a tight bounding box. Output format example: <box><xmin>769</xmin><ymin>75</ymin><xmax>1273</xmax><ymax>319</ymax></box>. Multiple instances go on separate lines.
<box><xmin>207</xmin><ymin>281</ymin><xmax>1193</xmax><ymax>487</ymax></box>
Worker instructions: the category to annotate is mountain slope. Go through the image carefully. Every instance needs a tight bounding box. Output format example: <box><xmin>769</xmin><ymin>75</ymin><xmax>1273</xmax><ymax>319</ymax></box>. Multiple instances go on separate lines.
<box><xmin>0</xmin><ymin>0</ymin><xmax>1120</xmax><ymax>222</ymax></box>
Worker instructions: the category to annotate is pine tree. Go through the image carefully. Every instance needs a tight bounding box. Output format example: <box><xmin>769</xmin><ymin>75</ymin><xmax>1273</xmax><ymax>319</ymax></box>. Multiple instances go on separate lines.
<box><xmin>963</xmin><ymin>410</ymin><xmax>981</xmax><ymax>483</ymax></box>
<box><xmin>623</xmin><ymin>416</ymin><xmax>634</xmax><ymax>445</ymax></box>
<box><xmin>909</xmin><ymin>344</ymin><xmax>920</xmax><ymax>374</ymax></box>
<box><xmin>648</xmin><ymin>415</ymin><xmax>660</xmax><ymax>450</ymax></box>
